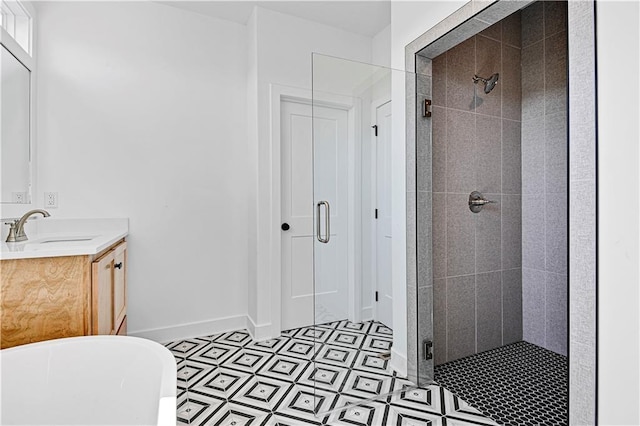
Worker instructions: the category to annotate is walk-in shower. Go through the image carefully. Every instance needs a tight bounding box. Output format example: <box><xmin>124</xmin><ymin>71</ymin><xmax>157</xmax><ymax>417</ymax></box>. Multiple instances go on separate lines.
<box><xmin>409</xmin><ymin>1</ymin><xmax>570</xmax><ymax>424</ymax></box>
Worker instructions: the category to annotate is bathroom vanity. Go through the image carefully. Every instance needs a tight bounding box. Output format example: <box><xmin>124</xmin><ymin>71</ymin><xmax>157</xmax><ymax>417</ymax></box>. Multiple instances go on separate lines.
<box><xmin>0</xmin><ymin>219</ymin><xmax>129</xmax><ymax>349</ymax></box>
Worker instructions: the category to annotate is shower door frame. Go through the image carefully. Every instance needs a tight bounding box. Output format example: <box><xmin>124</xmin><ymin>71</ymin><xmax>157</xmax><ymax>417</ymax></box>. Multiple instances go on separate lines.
<box><xmin>404</xmin><ymin>1</ymin><xmax>598</xmax><ymax>423</ymax></box>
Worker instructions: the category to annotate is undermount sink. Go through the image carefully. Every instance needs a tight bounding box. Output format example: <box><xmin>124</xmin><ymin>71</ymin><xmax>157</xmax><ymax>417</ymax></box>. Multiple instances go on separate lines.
<box><xmin>25</xmin><ymin>236</ymin><xmax>98</xmax><ymax>248</ymax></box>
<box><xmin>38</xmin><ymin>236</ymin><xmax>97</xmax><ymax>244</ymax></box>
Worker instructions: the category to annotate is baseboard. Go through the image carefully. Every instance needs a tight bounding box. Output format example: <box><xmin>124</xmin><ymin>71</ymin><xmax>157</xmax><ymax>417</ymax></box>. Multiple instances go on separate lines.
<box><xmin>390</xmin><ymin>347</ymin><xmax>408</xmax><ymax>378</ymax></box>
<box><xmin>361</xmin><ymin>307</ymin><xmax>373</xmax><ymax>321</ymax></box>
<box><xmin>246</xmin><ymin>315</ymin><xmax>275</xmax><ymax>341</ymax></box>
<box><xmin>129</xmin><ymin>315</ymin><xmax>248</xmax><ymax>344</ymax></box>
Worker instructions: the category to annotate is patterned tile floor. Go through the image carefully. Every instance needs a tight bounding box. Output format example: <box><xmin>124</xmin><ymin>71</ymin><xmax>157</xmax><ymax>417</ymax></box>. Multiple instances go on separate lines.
<box><xmin>166</xmin><ymin>320</ymin><xmax>498</xmax><ymax>425</ymax></box>
<box><xmin>434</xmin><ymin>341</ymin><xmax>568</xmax><ymax>426</ymax></box>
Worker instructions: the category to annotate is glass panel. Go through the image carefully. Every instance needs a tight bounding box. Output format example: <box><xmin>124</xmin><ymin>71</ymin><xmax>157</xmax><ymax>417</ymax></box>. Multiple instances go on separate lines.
<box><xmin>311</xmin><ymin>53</ymin><xmax>431</xmax><ymax>416</ymax></box>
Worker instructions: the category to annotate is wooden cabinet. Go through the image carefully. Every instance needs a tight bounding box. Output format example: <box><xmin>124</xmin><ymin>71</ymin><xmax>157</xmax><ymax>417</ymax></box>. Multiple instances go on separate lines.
<box><xmin>0</xmin><ymin>239</ymin><xmax>127</xmax><ymax>349</ymax></box>
<box><xmin>91</xmin><ymin>241</ymin><xmax>127</xmax><ymax>336</ymax></box>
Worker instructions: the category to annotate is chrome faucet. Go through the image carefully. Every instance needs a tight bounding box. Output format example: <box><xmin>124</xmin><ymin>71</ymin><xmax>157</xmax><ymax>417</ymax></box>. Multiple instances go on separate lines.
<box><xmin>5</xmin><ymin>209</ymin><xmax>50</xmax><ymax>242</ymax></box>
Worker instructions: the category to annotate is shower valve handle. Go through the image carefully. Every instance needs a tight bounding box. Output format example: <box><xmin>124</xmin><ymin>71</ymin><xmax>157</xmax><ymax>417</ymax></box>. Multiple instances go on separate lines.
<box><xmin>469</xmin><ymin>199</ymin><xmax>495</xmax><ymax>206</ymax></box>
<box><xmin>468</xmin><ymin>191</ymin><xmax>496</xmax><ymax>213</ymax></box>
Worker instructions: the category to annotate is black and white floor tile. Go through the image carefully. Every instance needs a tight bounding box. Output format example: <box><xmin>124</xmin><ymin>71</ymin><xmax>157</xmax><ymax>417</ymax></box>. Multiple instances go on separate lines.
<box><xmin>166</xmin><ymin>320</ymin><xmax>498</xmax><ymax>426</ymax></box>
<box><xmin>434</xmin><ymin>341</ymin><xmax>568</xmax><ymax>426</ymax></box>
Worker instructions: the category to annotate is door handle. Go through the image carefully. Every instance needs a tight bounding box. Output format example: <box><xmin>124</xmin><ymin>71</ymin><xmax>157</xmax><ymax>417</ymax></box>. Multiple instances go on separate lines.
<box><xmin>316</xmin><ymin>201</ymin><xmax>330</xmax><ymax>243</ymax></box>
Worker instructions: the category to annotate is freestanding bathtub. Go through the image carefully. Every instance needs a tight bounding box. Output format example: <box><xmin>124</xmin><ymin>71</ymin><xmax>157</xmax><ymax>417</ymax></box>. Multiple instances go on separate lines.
<box><xmin>0</xmin><ymin>336</ymin><xmax>177</xmax><ymax>425</ymax></box>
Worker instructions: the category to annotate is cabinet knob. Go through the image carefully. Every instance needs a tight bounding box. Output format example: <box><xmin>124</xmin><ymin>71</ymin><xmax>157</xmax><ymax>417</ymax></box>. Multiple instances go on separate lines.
<box><xmin>114</xmin><ymin>262</ymin><xmax>123</xmax><ymax>269</ymax></box>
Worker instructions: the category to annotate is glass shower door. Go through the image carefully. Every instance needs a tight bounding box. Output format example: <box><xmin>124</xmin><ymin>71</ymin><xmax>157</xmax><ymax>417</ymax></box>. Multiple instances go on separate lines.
<box><xmin>311</xmin><ymin>53</ymin><xmax>433</xmax><ymax>416</ymax></box>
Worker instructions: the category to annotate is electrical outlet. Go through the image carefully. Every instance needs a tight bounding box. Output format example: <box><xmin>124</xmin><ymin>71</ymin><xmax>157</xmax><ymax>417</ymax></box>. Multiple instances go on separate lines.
<box><xmin>45</xmin><ymin>192</ymin><xmax>58</xmax><ymax>208</ymax></box>
<box><xmin>12</xmin><ymin>192</ymin><xmax>27</xmax><ymax>203</ymax></box>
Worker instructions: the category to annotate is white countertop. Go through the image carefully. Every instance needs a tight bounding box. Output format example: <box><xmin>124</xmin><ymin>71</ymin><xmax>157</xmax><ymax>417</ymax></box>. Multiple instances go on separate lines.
<box><xmin>0</xmin><ymin>218</ymin><xmax>129</xmax><ymax>260</ymax></box>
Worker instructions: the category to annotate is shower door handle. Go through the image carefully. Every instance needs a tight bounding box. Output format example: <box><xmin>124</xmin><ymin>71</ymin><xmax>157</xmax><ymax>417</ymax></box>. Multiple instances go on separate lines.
<box><xmin>316</xmin><ymin>201</ymin><xmax>330</xmax><ymax>243</ymax></box>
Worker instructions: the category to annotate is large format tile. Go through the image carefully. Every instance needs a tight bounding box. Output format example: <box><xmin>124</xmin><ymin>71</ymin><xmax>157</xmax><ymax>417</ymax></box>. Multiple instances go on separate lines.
<box><xmin>569</xmin><ymin>180</ymin><xmax>596</xmax><ymax>347</ymax></box>
<box><xmin>417</xmin><ymin>191</ymin><xmax>432</xmax><ymax>288</ymax></box>
<box><xmin>433</xmin><ymin>278</ymin><xmax>447</xmax><ymax>365</ymax></box>
<box><xmin>475</xmin><ymin>115</ymin><xmax>502</xmax><ymax>194</ymax></box>
<box><xmin>417</xmin><ymin>286</ymin><xmax>434</xmax><ymax>383</ymax></box>
<box><xmin>417</xmin><ymin>73</ymin><xmax>432</xmax><ymax>98</ymax></box>
<box><xmin>502</xmin><ymin>10</ymin><xmax>521</xmax><ymax>48</ymax></box>
<box><xmin>475</xmin><ymin>35</ymin><xmax>502</xmax><ymax>117</ymax></box>
<box><xmin>521</xmin><ymin>119</ymin><xmax>545</xmax><ymax>195</ymax></box>
<box><xmin>476</xmin><ymin>271</ymin><xmax>502</xmax><ymax>352</ymax></box>
<box><xmin>522</xmin><ymin>267</ymin><xmax>546</xmax><ymax>347</ymax></box>
<box><xmin>502</xmin><ymin>268</ymin><xmax>523</xmax><ymax>344</ymax></box>
<box><xmin>406</xmin><ymin>285</ymin><xmax>418</xmax><ymax>382</ymax></box>
<box><xmin>446</xmin><ymin>37</ymin><xmax>476</xmax><ymax>112</ymax></box>
<box><xmin>502</xmin><ymin>119</ymin><xmax>522</xmax><ymax>195</ymax></box>
<box><xmin>522</xmin><ymin>193</ymin><xmax>545</xmax><ymax>270</ymax></box>
<box><xmin>475</xmin><ymin>194</ymin><xmax>502</xmax><ymax>274</ymax></box>
<box><xmin>544</xmin><ymin>31</ymin><xmax>568</xmax><ymax>117</ymax></box>
<box><xmin>546</xmin><ymin>271</ymin><xmax>568</xmax><ymax>356</ymax></box>
<box><xmin>417</xmin><ymin>100</ymin><xmax>432</xmax><ymax>192</ymax></box>
<box><xmin>521</xmin><ymin>1</ymin><xmax>543</xmax><ymax>48</ymax></box>
<box><xmin>446</xmin><ymin>193</ymin><xmax>476</xmax><ymax>276</ymax></box>
<box><xmin>432</xmin><ymin>192</ymin><xmax>446</xmax><ymax>279</ymax></box>
<box><xmin>446</xmin><ymin>109</ymin><xmax>476</xmax><ymax>193</ymax></box>
<box><xmin>521</xmin><ymin>40</ymin><xmax>544</xmax><ymax>121</ymax></box>
<box><xmin>416</xmin><ymin>55</ymin><xmax>432</xmax><ymax>77</ymax></box>
<box><xmin>432</xmin><ymin>106</ymin><xmax>446</xmax><ymax>193</ymax></box>
<box><xmin>545</xmin><ymin>111</ymin><xmax>568</xmax><ymax>195</ymax></box>
<box><xmin>502</xmin><ymin>45</ymin><xmax>522</xmax><ymax>121</ymax></box>
<box><xmin>545</xmin><ymin>192</ymin><xmax>568</xmax><ymax>275</ymax></box>
<box><xmin>544</xmin><ymin>1</ymin><xmax>568</xmax><ymax>38</ymax></box>
<box><xmin>479</xmin><ymin>21</ymin><xmax>501</xmax><ymax>42</ymax></box>
<box><xmin>446</xmin><ymin>275</ymin><xmax>476</xmax><ymax>361</ymax></box>
<box><xmin>501</xmin><ymin>194</ymin><xmax>522</xmax><ymax>270</ymax></box>
<box><xmin>432</xmin><ymin>53</ymin><xmax>447</xmax><ymax>107</ymax></box>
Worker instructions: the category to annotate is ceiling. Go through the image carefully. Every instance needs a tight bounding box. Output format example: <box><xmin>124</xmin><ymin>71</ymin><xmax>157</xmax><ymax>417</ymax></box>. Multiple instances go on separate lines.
<box><xmin>157</xmin><ymin>1</ymin><xmax>391</xmax><ymax>37</ymax></box>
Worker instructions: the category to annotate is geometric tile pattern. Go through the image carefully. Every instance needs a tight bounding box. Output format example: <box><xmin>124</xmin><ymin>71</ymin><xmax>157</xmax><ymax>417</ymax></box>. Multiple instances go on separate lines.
<box><xmin>166</xmin><ymin>320</ymin><xmax>498</xmax><ymax>425</ymax></box>
<box><xmin>435</xmin><ymin>341</ymin><xmax>568</xmax><ymax>426</ymax></box>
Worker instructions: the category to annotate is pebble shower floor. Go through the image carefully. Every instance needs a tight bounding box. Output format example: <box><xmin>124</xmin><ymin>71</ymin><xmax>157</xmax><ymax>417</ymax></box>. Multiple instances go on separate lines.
<box><xmin>165</xmin><ymin>320</ymin><xmax>499</xmax><ymax>425</ymax></box>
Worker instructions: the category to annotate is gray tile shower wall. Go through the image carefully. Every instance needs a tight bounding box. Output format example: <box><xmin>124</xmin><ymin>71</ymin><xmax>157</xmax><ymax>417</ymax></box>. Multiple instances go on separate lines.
<box><xmin>521</xmin><ymin>1</ymin><xmax>568</xmax><ymax>356</ymax></box>
<box><xmin>430</xmin><ymin>13</ymin><xmax>524</xmax><ymax>364</ymax></box>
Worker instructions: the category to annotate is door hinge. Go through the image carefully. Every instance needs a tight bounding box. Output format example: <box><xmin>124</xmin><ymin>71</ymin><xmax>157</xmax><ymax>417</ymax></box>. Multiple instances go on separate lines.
<box><xmin>375</xmin><ymin>208</ymin><xmax>378</xmax><ymax>219</ymax></box>
<box><xmin>372</xmin><ymin>125</ymin><xmax>378</xmax><ymax>136</ymax></box>
<box><xmin>422</xmin><ymin>99</ymin><xmax>432</xmax><ymax>117</ymax></box>
<box><xmin>375</xmin><ymin>291</ymin><xmax>379</xmax><ymax>302</ymax></box>
<box><xmin>423</xmin><ymin>340</ymin><xmax>433</xmax><ymax>360</ymax></box>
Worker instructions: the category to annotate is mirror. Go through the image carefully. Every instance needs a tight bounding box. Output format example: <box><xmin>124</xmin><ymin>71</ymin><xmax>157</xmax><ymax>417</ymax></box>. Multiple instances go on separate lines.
<box><xmin>1</xmin><ymin>43</ymin><xmax>31</xmax><ymax>204</ymax></box>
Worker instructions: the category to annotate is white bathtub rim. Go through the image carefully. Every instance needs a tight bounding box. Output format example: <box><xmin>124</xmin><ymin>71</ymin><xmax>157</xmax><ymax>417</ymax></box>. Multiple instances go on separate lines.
<box><xmin>1</xmin><ymin>335</ymin><xmax>177</xmax><ymax>426</ymax></box>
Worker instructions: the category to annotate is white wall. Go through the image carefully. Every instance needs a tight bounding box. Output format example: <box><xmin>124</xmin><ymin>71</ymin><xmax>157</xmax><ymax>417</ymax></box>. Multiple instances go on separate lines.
<box><xmin>246</xmin><ymin>6</ymin><xmax>373</xmax><ymax>338</ymax></box>
<box><xmin>373</xmin><ymin>24</ymin><xmax>391</xmax><ymax>68</ymax></box>
<box><xmin>596</xmin><ymin>1</ymin><xmax>640</xmax><ymax>423</ymax></box>
<box><xmin>36</xmin><ymin>1</ymin><xmax>249</xmax><ymax>341</ymax></box>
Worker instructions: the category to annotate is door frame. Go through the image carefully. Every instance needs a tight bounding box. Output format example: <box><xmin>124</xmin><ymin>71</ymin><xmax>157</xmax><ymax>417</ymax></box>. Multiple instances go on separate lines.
<box><xmin>369</xmin><ymin>97</ymin><xmax>392</xmax><ymax>323</ymax></box>
<box><xmin>270</xmin><ymin>84</ymin><xmax>362</xmax><ymax>334</ymax></box>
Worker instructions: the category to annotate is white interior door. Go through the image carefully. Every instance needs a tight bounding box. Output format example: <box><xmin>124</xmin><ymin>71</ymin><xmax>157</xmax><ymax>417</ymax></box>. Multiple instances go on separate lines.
<box><xmin>375</xmin><ymin>101</ymin><xmax>393</xmax><ymax>328</ymax></box>
<box><xmin>281</xmin><ymin>99</ymin><xmax>350</xmax><ymax>330</ymax></box>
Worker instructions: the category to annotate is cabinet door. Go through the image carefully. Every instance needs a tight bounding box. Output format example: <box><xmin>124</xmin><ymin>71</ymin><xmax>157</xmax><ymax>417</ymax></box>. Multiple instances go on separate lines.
<box><xmin>113</xmin><ymin>242</ymin><xmax>127</xmax><ymax>333</ymax></box>
<box><xmin>92</xmin><ymin>251</ymin><xmax>115</xmax><ymax>335</ymax></box>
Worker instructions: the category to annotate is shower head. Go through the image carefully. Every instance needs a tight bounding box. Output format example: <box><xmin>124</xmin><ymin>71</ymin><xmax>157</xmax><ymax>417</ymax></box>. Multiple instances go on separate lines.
<box><xmin>473</xmin><ymin>73</ymin><xmax>500</xmax><ymax>94</ymax></box>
